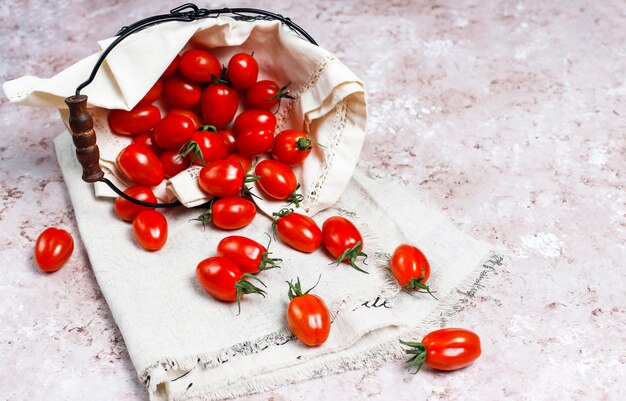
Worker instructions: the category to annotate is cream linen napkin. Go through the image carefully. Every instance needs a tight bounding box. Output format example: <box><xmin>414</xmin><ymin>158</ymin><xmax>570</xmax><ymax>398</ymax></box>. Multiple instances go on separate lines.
<box><xmin>54</xmin><ymin>132</ymin><xmax>505</xmax><ymax>401</ymax></box>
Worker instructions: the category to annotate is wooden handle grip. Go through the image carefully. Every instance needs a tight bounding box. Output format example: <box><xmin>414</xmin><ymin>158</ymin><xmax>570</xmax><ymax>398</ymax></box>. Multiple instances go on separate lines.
<box><xmin>64</xmin><ymin>95</ymin><xmax>104</xmax><ymax>182</ymax></box>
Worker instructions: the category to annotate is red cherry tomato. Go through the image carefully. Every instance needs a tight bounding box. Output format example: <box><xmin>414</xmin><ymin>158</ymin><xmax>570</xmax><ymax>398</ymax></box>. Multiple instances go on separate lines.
<box><xmin>227</xmin><ymin>52</ymin><xmax>258</xmax><ymax>89</ymax></box>
<box><xmin>152</xmin><ymin>114</ymin><xmax>195</xmax><ymax>150</ymax></box>
<box><xmin>255</xmin><ymin>159</ymin><xmax>298</xmax><ymax>200</ymax></box>
<box><xmin>201</xmin><ymin>84</ymin><xmax>239</xmax><ymax>129</ymax></box>
<box><xmin>161</xmin><ymin>55</ymin><xmax>180</xmax><ymax>78</ymax></box>
<box><xmin>34</xmin><ymin>228</ymin><xmax>74</xmax><ymax>272</ymax></box>
<box><xmin>163</xmin><ymin>75</ymin><xmax>202</xmax><ymax>108</ymax></box>
<box><xmin>167</xmin><ymin>108</ymin><xmax>203</xmax><ymax>129</ymax></box>
<box><xmin>108</xmin><ymin>105</ymin><xmax>161</xmax><ymax>136</ymax></box>
<box><xmin>401</xmin><ymin>328</ymin><xmax>481</xmax><ymax>372</ymax></box>
<box><xmin>246</xmin><ymin>80</ymin><xmax>292</xmax><ymax>110</ymax></box>
<box><xmin>132</xmin><ymin>210</ymin><xmax>168</xmax><ymax>251</ymax></box>
<box><xmin>198</xmin><ymin>159</ymin><xmax>245</xmax><ymax>197</ymax></box>
<box><xmin>322</xmin><ymin>216</ymin><xmax>367</xmax><ymax>273</ymax></box>
<box><xmin>217</xmin><ymin>236</ymin><xmax>280</xmax><ymax>274</ymax></box>
<box><xmin>286</xmin><ymin>278</ymin><xmax>330</xmax><ymax>346</ymax></box>
<box><xmin>233</xmin><ymin>109</ymin><xmax>277</xmax><ymax>135</ymax></box>
<box><xmin>180</xmin><ymin>130</ymin><xmax>228</xmax><ymax>165</ymax></box>
<box><xmin>217</xmin><ymin>128</ymin><xmax>237</xmax><ymax>154</ymax></box>
<box><xmin>195</xmin><ymin>256</ymin><xmax>266</xmax><ymax>311</ymax></box>
<box><xmin>237</xmin><ymin>129</ymin><xmax>274</xmax><ymax>158</ymax></box>
<box><xmin>225</xmin><ymin>153</ymin><xmax>253</xmax><ymax>172</ymax></box>
<box><xmin>207</xmin><ymin>198</ymin><xmax>257</xmax><ymax>230</ymax></box>
<box><xmin>273</xmin><ymin>209</ymin><xmax>322</xmax><ymax>253</ymax></box>
<box><xmin>179</xmin><ymin>49</ymin><xmax>221</xmax><ymax>83</ymax></box>
<box><xmin>136</xmin><ymin>79</ymin><xmax>163</xmax><ymax>106</ymax></box>
<box><xmin>272</xmin><ymin>130</ymin><xmax>313</xmax><ymax>166</ymax></box>
<box><xmin>132</xmin><ymin>132</ymin><xmax>162</xmax><ymax>156</ymax></box>
<box><xmin>114</xmin><ymin>186</ymin><xmax>157</xmax><ymax>222</ymax></box>
<box><xmin>160</xmin><ymin>150</ymin><xmax>190</xmax><ymax>178</ymax></box>
<box><xmin>117</xmin><ymin>144</ymin><xmax>164</xmax><ymax>187</ymax></box>
<box><xmin>390</xmin><ymin>244</ymin><xmax>433</xmax><ymax>296</ymax></box>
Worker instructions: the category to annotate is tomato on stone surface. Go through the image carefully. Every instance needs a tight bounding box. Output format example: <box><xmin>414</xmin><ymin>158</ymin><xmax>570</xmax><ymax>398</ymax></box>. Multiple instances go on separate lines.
<box><xmin>233</xmin><ymin>109</ymin><xmax>277</xmax><ymax>135</ymax></box>
<box><xmin>272</xmin><ymin>209</ymin><xmax>322</xmax><ymax>253</ymax></box>
<box><xmin>161</xmin><ymin>55</ymin><xmax>180</xmax><ymax>78</ymax></box>
<box><xmin>217</xmin><ymin>128</ymin><xmax>237</xmax><ymax>154</ymax></box>
<box><xmin>132</xmin><ymin>132</ymin><xmax>162</xmax><ymax>157</ymax></box>
<box><xmin>34</xmin><ymin>228</ymin><xmax>74</xmax><ymax>272</ymax></box>
<box><xmin>114</xmin><ymin>186</ymin><xmax>157</xmax><ymax>222</ymax></box>
<box><xmin>286</xmin><ymin>277</ymin><xmax>330</xmax><ymax>346</ymax></box>
<box><xmin>136</xmin><ymin>79</ymin><xmax>163</xmax><ymax>106</ymax></box>
<box><xmin>217</xmin><ymin>236</ymin><xmax>280</xmax><ymax>274</ymax></box>
<box><xmin>132</xmin><ymin>210</ymin><xmax>168</xmax><ymax>251</ymax></box>
<box><xmin>400</xmin><ymin>328</ymin><xmax>481</xmax><ymax>373</ymax></box>
<box><xmin>195</xmin><ymin>256</ymin><xmax>266</xmax><ymax>312</ymax></box>
<box><xmin>163</xmin><ymin>75</ymin><xmax>202</xmax><ymax>109</ymax></box>
<box><xmin>236</xmin><ymin>128</ymin><xmax>273</xmax><ymax>158</ymax></box>
<box><xmin>167</xmin><ymin>108</ymin><xmax>203</xmax><ymax>129</ymax></box>
<box><xmin>195</xmin><ymin>198</ymin><xmax>257</xmax><ymax>230</ymax></box>
<box><xmin>246</xmin><ymin>80</ymin><xmax>293</xmax><ymax>110</ymax></box>
<box><xmin>322</xmin><ymin>216</ymin><xmax>368</xmax><ymax>273</ymax></box>
<box><xmin>225</xmin><ymin>153</ymin><xmax>253</xmax><ymax>173</ymax></box>
<box><xmin>272</xmin><ymin>130</ymin><xmax>314</xmax><ymax>166</ymax></box>
<box><xmin>179</xmin><ymin>49</ymin><xmax>221</xmax><ymax>83</ymax></box>
<box><xmin>198</xmin><ymin>159</ymin><xmax>248</xmax><ymax>197</ymax></box>
<box><xmin>160</xmin><ymin>150</ymin><xmax>190</xmax><ymax>178</ymax></box>
<box><xmin>227</xmin><ymin>52</ymin><xmax>258</xmax><ymax>89</ymax></box>
<box><xmin>108</xmin><ymin>105</ymin><xmax>161</xmax><ymax>136</ymax></box>
<box><xmin>116</xmin><ymin>144</ymin><xmax>164</xmax><ymax>187</ymax></box>
<box><xmin>254</xmin><ymin>159</ymin><xmax>298</xmax><ymax>200</ymax></box>
<box><xmin>179</xmin><ymin>130</ymin><xmax>228</xmax><ymax>166</ymax></box>
<box><xmin>390</xmin><ymin>244</ymin><xmax>435</xmax><ymax>298</ymax></box>
<box><xmin>201</xmin><ymin>84</ymin><xmax>239</xmax><ymax>129</ymax></box>
<box><xmin>152</xmin><ymin>114</ymin><xmax>195</xmax><ymax>150</ymax></box>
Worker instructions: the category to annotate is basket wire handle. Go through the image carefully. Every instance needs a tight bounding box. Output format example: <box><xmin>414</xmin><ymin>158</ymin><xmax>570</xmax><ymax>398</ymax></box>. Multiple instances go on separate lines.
<box><xmin>63</xmin><ymin>3</ymin><xmax>318</xmax><ymax>208</ymax></box>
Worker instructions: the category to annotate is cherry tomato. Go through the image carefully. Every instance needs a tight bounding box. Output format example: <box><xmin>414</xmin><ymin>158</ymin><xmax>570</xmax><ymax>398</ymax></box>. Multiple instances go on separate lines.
<box><xmin>136</xmin><ymin>79</ymin><xmax>163</xmax><ymax>106</ymax></box>
<box><xmin>225</xmin><ymin>153</ymin><xmax>253</xmax><ymax>172</ymax></box>
<box><xmin>246</xmin><ymin>80</ymin><xmax>292</xmax><ymax>110</ymax></box>
<box><xmin>195</xmin><ymin>256</ymin><xmax>266</xmax><ymax>312</ymax></box>
<box><xmin>198</xmin><ymin>159</ymin><xmax>246</xmax><ymax>197</ymax></box>
<box><xmin>195</xmin><ymin>198</ymin><xmax>257</xmax><ymax>230</ymax></box>
<box><xmin>218</xmin><ymin>128</ymin><xmax>237</xmax><ymax>154</ymax></box>
<box><xmin>179</xmin><ymin>49</ymin><xmax>221</xmax><ymax>83</ymax></box>
<box><xmin>272</xmin><ymin>130</ymin><xmax>313</xmax><ymax>166</ymax></box>
<box><xmin>108</xmin><ymin>105</ymin><xmax>161</xmax><ymax>136</ymax></box>
<box><xmin>161</xmin><ymin>55</ymin><xmax>180</xmax><ymax>78</ymax></box>
<box><xmin>160</xmin><ymin>150</ymin><xmax>190</xmax><ymax>178</ymax></box>
<box><xmin>34</xmin><ymin>228</ymin><xmax>74</xmax><ymax>272</ymax></box>
<box><xmin>163</xmin><ymin>75</ymin><xmax>202</xmax><ymax>108</ymax></box>
<box><xmin>233</xmin><ymin>109</ymin><xmax>277</xmax><ymax>135</ymax></box>
<box><xmin>217</xmin><ymin>236</ymin><xmax>280</xmax><ymax>274</ymax></box>
<box><xmin>286</xmin><ymin>277</ymin><xmax>330</xmax><ymax>346</ymax></box>
<box><xmin>255</xmin><ymin>159</ymin><xmax>298</xmax><ymax>200</ymax></box>
<box><xmin>167</xmin><ymin>108</ymin><xmax>203</xmax><ymax>129</ymax></box>
<box><xmin>237</xmin><ymin>128</ymin><xmax>273</xmax><ymax>158</ymax></box>
<box><xmin>227</xmin><ymin>53</ymin><xmax>258</xmax><ymax>89</ymax></box>
<box><xmin>322</xmin><ymin>216</ymin><xmax>367</xmax><ymax>273</ymax></box>
<box><xmin>117</xmin><ymin>144</ymin><xmax>164</xmax><ymax>187</ymax></box>
<box><xmin>180</xmin><ymin>130</ymin><xmax>228</xmax><ymax>166</ymax></box>
<box><xmin>152</xmin><ymin>114</ymin><xmax>195</xmax><ymax>150</ymax></box>
<box><xmin>114</xmin><ymin>186</ymin><xmax>157</xmax><ymax>222</ymax></box>
<box><xmin>201</xmin><ymin>84</ymin><xmax>239</xmax><ymax>128</ymax></box>
<box><xmin>132</xmin><ymin>210</ymin><xmax>168</xmax><ymax>251</ymax></box>
<box><xmin>401</xmin><ymin>328</ymin><xmax>481</xmax><ymax>372</ymax></box>
<box><xmin>273</xmin><ymin>209</ymin><xmax>321</xmax><ymax>253</ymax></box>
<box><xmin>132</xmin><ymin>132</ymin><xmax>162</xmax><ymax>156</ymax></box>
<box><xmin>390</xmin><ymin>244</ymin><xmax>434</xmax><ymax>297</ymax></box>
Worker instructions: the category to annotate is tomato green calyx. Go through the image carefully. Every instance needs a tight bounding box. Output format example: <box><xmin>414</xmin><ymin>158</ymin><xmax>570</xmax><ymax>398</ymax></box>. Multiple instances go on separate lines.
<box><xmin>179</xmin><ymin>140</ymin><xmax>205</xmax><ymax>165</ymax></box>
<box><xmin>270</xmin><ymin>82</ymin><xmax>296</xmax><ymax>112</ymax></box>
<box><xmin>210</xmin><ymin>66</ymin><xmax>232</xmax><ymax>86</ymax></box>
<box><xmin>243</xmin><ymin>174</ymin><xmax>260</xmax><ymax>183</ymax></box>
<box><xmin>271</xmin><ymin>208</ymin><xmax>294</xmax><ymax>238</ymax></box>
<box><xmin>399</xmin><ymin>340</ymin><xmax>427</xmax><ymax>374</ymax></box>
<box><xmin>334</xmin><ymin>240</ymin><xmax>369</xmax><ymax>274</ymax></box>
<box><xmin>260</xmin><ymin>234</ymin><xmax>282</xmax><ymax>271</ymax></box>
<box><xmin>191</xmin><ymin>209</ymin><xmax>213</xmax><ymax>228</ymax></box>
<box><xmin>286</xmin><ymin>275</ymin><xmax>321</xmax><ymax>300</ymax></box>
<box><xmin>404</xmin><ymin>278</ymin><xmax>438</xmax><ymax>300</ymax></box>
<box><xmin>295</xmin><ymin>137</ymin><xmax>313</xmax><ymax>151</ymax></box>
<box><xmin>286</xmin><ymin>184</ymin><xmax>304</xmax><ymax>208</ymax></box>
<box><xmin>198</xmin><ymin>125</ymin><xmax>218</xmax><ymax>133</ymax></box>
<box><xmin>234</xmin><ymin>273</ymin><xmax>267</xmax><ymax>315</ymax></box>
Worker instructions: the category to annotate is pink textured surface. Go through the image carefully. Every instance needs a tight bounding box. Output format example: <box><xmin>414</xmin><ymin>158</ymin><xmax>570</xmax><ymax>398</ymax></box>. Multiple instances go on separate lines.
<box><xmin>1</xmin><ymin>1</ymin><xmax>624</xmax><ymax>400</ymax></box>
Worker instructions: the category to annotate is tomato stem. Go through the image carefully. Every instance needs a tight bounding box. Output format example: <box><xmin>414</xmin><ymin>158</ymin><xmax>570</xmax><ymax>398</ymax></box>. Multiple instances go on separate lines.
<box><xmin>270</xmin><ymin>82</ymin><xmax>295</xmax><ymax>112</ymax></box>
<box><xmin>271</xmin><ymin>208</ymin><xmax>294</xmax><ymax>239</ymax></box>
<box><xmin>286</xmin><ymin>275</ymin><xmax>321</xmax><ymax>300</ymax></box>
<box><xmin>178</xmin><ymin>140</ymin><xmax>205</xmax><ymax>166</ymax></box>
<box><xmin>260</xmin><ymin>234</ymin><xmax>282</xmax><ymax>271</ymax></box>
<box><xmin>333</xmin><ymin>240</ymin><xmax>369</xmax><ymax>274</ymax></box>
<box><xmin>198</xmin><ymin>125</ymin><xmax>217</xmax><ymax>133</ymax></box>
<box><xmin>399</xmin><ymin>340</ymin><xmax>427</xmax><ymax>374</ymax></box>
<box><xmin>403</xmin><ymin>278</ymin><xmax>438</xmax><ymax>300</ymax></box>
<box><xmin>286</xmin><ymin>184</ymin><xmax>304</xmax><ymax>208</ymax></box>
<box><xmin>234</xmin><ymin>273</ymin><xmax>267</xmax><ymax>315</ymax></box>
<box><xmin>295</xmin><ymin>137</ymin><xmax>326</xmax><ymax>150</ymax></box>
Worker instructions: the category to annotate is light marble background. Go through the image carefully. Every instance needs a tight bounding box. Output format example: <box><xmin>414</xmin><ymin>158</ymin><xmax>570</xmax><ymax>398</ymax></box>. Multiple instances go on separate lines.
<box><xmin>1</xmin><ymin>0</ymin><xmax>624</xmax><ymax>400</ymax></box>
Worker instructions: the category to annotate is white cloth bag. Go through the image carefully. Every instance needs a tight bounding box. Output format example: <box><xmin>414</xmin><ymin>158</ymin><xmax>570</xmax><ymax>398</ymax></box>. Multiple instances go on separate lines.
<box><xmin>2</xmin><ymin>16</ymin><xmax>366</xmax><ymax>216</ymax></box>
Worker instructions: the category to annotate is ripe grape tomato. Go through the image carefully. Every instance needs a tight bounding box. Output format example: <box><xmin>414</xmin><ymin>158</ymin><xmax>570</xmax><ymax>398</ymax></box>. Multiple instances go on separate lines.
<box><xmin>246</xmin><ymin>80</ymin><xmax>293</xmax><ymax>110</ymax></box>
<box><xmin>233</xmin><ymin>109</ymin><xmax>277</xmax><ymax>135</ymax></box>
<box><xmin>400</xmin><ymin>328</ymin><xmax>481</xmax><ymax>372</ymax></box>
<box><xmin>198</xmin><ymin>159</ymin><xmax>246</xmax><ymax>197</ymax></box>
<box><xmin>322</xmin><ymin>216</ymin><xmax>368</xmax><ymax>273</ymax></box>
<box><xmin>272</xmin><ymin>209</ymin><xmax>322</xmax><ymax>253</ymax></box>
<box><xmin>179</xmin><ymin>130</ymin><xmax>228</xmax><ymax>166</ymax></box>
<box><xmin>114</xmin><ymin>186</ymin><xmax>157</xmax><ymax>222</ymax></box>
<box><xmin>272</xmin><ymin>130</ymin><xmax>314</xmax><ymax>166</ymax></box>
<box><xmin>108</xmin><ymin>105</ymin><xmax>161</xmax><ymax>136</ymax></box>
<box><xmin>132</xmin><ymin>210</ymin><xmax>168</xmax><ymax>251</ymax></box>
<box><xmin>167</xmin><ymin>108</ymin><xmax>203</xmax><ymax>130</ymax></box>
<box><xmin>201</xmin><ymin>84</ymin><xmax>239</xmax><ymax>129</ymax></box>
<box><xmin>179</xmin><ymin>49</ymin><xmax>221</xmax><ymax>83</ymax></box>
<box><xmin>217</xmin><ymin>235</ymin><xmax>280</xmax><ymax>274</ymax></box>
<box><xmin>116</xmin><ymin>144</ymin><xmax>164</xmax><ymax>187</ymax></box>
<box><xmin>152</xmin><ymin>114</ymin><xmax>195</xmax><ymax>150</ymax></box>
<box><xmin>163</xmin><ymin>75</ymin><xmax>202</xmax><ymax>109</ymax></box>
<box><xmin>194</xmin><ymin>198</ymin><xmax>257</xmax><ymax>230</ymax></box>
<box><xmin>227</xmin><ymin>52</ymin><xmax>259</xmax><ymax>89</ymax></box>
<box><xmin>286</xmin><ymin>277</ymin><xmax>330</xmax><ymax>346</ymax></box>
<box><xmin>160</xmin><ymin>150</ymin><xmax>190</xmax><ymax>178</ymax></box>
<box><xmin>390</xmin><ymin>244</ymin><xmax>435</xmax><ymax>298</ymax></box>
<box><xmin>236</xmin><ymin>129</ymin><xmax>273</xmax><ymax>158</ymax></box>
<box><xmin>34</xmin><ymin>228</ymin><xmax>74</xmax><ymax>272</ymax></box>
<box><xmin>132</xmin><ymin>132</ymin><xmax>162</xmax><ymax>157</ymax></box>
<box><xmin>254</xmin><ymin>159</ymin><xmax>298</xmax><ymax>200</ymax></box>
